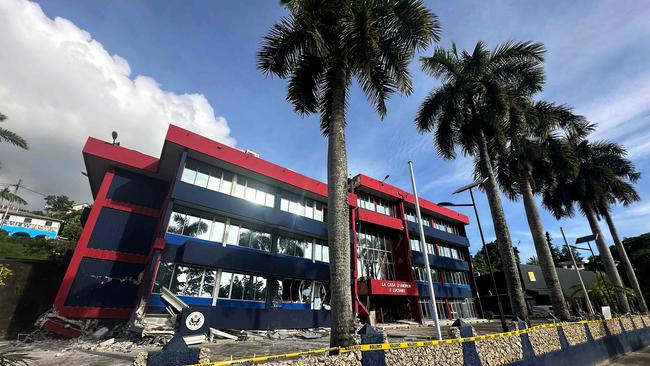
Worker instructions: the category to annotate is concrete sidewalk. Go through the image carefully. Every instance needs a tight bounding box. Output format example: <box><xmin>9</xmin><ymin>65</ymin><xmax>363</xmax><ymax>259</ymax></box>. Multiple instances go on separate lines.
<box><xmin>601</xmin><ymin>345</ymin><xmax>650</xmax><ymax>365</ymax></box>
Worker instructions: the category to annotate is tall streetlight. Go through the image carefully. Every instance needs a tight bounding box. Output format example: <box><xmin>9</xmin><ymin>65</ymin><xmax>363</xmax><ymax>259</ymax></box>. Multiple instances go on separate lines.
<box><xmin>438</xmin><ymin>178</ymin><xmax>508</xmax><ymax>332</ymax></box>
<box><xmin>560</xmin><ymin>228</ymin><xmax>594</xmax><ymax>315</ymax></box>
<box><xmin>408</xmin><ymin>161</ymin><xmax>442</xmax><ymax>341</ymax></box>
<box><xmin>571</xmin><ymin>233</ymin><xmax>617</xmax><ymax>313</ymax></box>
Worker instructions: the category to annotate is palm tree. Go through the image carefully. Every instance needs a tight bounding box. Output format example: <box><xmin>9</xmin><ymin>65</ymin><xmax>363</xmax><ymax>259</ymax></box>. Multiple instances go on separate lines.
<box><xmin>542</xmin><ymin>138</ymin><xmax>632</xmax><ymax>313</ymax></box>
<box><xmin>415</xmin><ymin>41</ymin><xmax>546</xmax><ymax>322</ymax></box>
<box><xmin>258</xmin><ymin>0</ymin><xmax>440</xmax><ymax>346</ymax></box>
<box><xmin>0</xmin><ymin>113</ymin><xmax>28</xmax><ymax>150</ymax></box>
<box><xmin>592</xmin><ymin>147</ymin><xmax>647</xmax><ymax>312</ymax></box>
<box><xmin>568</xmin><ymin>274</ymin><xmax>635</xmax><ymax>311</ymax></box>
<box><xmin>494</xmin><ymin>99</ymin><xmax>592</xmax><ymax>320</ymax></box>
<box><xmin>0</xmin><ymin>188</ymin><xmax>27</xmax><ymax>207</ymax></box>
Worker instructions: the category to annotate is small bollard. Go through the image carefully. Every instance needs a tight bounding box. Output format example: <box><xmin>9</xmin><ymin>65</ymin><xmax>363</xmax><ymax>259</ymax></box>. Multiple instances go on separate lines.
<box><xmin>147</xmin><ymin>334</ymin><xmax>200</xmax><ymax>366</ymax></box>
<box><xmin>358</xmin><ymin>324</ymin><xmax>386</xmax><ymax>366</ymax></box>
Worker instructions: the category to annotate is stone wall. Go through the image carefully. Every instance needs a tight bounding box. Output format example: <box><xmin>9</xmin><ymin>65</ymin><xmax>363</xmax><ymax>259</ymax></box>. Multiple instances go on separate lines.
<box><xmin>385</xmin><ymin>343</ymin><xmax>462</xmax><ymax>366</ymax></box>
<box><xmin>475</xmin><ymin>336</ymin><xmax>522</xmax><ymax>366</ymax></box>
<box><xmin>258</xmin><ymin>316</ymin><xmax>649</xmax><ymax>366</ymax></box>
<box><xmin>563</xmin><ymin>324</ymin><xmax>587</xmax><ymax>346</ymax></box>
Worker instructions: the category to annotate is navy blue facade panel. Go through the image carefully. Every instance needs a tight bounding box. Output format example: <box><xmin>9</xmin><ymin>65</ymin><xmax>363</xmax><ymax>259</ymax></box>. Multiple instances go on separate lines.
<box><xmin>65</xmin><ymin>257</ymin><xmax>144</xmax><ymax>308</ymax></box>
<box><xmin>107</xmin><ymin>168</ymin><xmax>168</xmax><ymax>209</ymax></box>
<box><xmin>411</xmin><ymin>251</ymin><xmax>470</xmax><ymax>271</ymax></box>
<box><xmin>417</xmin><ymin>281</ymin><xmax>473</xmax><ymax>299</ymax></box>
<box><xmin>87</xmin><ymin>207</ymin><xmax>158</xmax><ymax>255</ymax></box>
<box><xmin>172</xmin><ymin>182</ymin><xmax>327</xmax><ymax>238</ymax></box>
<box><xmin>176</xmin><ymin>237</ymin><xmax>330</xmax><ymax>281</ymax></box>
<box><xmin>406</xmin><ymin>221</ymin><xmax>469</xmax><ymax>247</ymax></box>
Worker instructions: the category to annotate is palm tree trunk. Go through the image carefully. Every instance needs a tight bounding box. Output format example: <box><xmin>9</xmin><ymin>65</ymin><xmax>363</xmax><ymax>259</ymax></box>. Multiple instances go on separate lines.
<box><xmin>580</xmin><ymin>200</ymin><xmax>631</xmax><ymax>313</ymax></box>
<box><xmin>519</xmin><ymin>175</ymin><xmax>571</xmax><ymax>320</ymax></box>
<box><xmin>602</xmin><ymin>206</ymin><xmax>647</xmax><ymax>312</ymax></box>
<box><xmin>477</xmin><ymin>130</ymin><xmax>529</xmax><ymax>321</ymax></box>
<box><xmin>327</xmin><ymin>70</ymin><xmax>355</xmax><ymax>347</ymax></box>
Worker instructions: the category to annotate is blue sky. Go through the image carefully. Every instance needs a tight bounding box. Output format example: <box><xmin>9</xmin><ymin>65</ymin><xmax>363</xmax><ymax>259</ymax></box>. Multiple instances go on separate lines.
<box><xmin>2</xmin><ymin>0</ymin><xmax>649</xmax><ymax>261</ymax></box>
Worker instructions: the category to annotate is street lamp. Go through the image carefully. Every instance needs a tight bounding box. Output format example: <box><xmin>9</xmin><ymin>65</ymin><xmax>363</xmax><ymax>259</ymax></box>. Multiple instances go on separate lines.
<box><xmin>571</xmin><ymin>233</ymin><xmax>617</xmax><ymax>313</ymax></box>
<box><xmin>438</xmin><ymin>177</ymin><xmax>508</xmax><ymax>332</ymax></box>
<box><xmin>559</xmin><ymin>228</ymin><xmax>594</xmax><ymax>315</ymax></box>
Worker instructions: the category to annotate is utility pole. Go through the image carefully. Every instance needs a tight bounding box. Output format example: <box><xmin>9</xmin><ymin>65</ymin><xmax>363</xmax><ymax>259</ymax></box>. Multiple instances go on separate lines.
<box><xmin>1</xmin><ymin>179</ymin><xmax>22</xmax><ymax>225</ymax></box>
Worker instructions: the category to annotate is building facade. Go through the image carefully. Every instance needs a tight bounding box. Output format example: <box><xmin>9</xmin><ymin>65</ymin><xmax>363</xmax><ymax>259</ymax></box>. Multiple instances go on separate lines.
<box><xmin>53</xmin><ymin>124</ymin><xmax>477</xmax><ymax>330</ymax></box>
<box><xmin>1</xmin><ymin>211</ymin><xmax>62</xmax><ymax>239</ymax></box>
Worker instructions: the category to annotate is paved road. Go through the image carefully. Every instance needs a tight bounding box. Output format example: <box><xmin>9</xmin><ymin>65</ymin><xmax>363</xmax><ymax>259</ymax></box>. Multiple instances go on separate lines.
<box><xmin>601</xmin><ymin>345</ymin><xmax>650</xmax><ymax>365</ymax></box>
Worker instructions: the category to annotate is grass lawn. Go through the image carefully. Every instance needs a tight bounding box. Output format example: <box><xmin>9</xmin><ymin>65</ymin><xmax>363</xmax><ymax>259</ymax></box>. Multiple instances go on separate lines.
<box><xmin>0</xmin><ymin>240</ymin><xmax>51</xmax><ymax>260</ymax></box>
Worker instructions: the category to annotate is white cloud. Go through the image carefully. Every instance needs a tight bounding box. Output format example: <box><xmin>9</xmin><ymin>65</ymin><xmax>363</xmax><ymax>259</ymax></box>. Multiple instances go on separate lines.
<box><xmin>0</xmin><ymin>0</ymin><xmax>235</xmax><ymax>209</ymax></box>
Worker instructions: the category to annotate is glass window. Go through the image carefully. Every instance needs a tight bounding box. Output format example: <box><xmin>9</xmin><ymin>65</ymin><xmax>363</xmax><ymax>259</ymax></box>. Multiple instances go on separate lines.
<box><xmin>314</xmin><ymin>203</ymin><xmax>324</xmax><ymax>221</ymax></box>
<box><xmin>230</xmin><ymin>273</ymin><xmax>245</xmax><ymax>300</ymax></box>
<box><xmin>265</xmin><ymin>193</ymin><xmax>275</xmax><ymax>208</ymax></box>
<box><xmin>201</xmin><ymin>270</ymin><xmax>217</xmax><ymax>298</ymax></box>
<box><xmin>196</xmin><ymin>218</ymin><xmax>211</xmax><ymax>240</ymax></box>
<box><xmin>356</xmin><ymin>229</ymin><xmax>394</xmax><ymax>280</ymax></box>
<box><xmin>226</xmin><ymin>224</ymin><xmax>240</xmax><ymax>245</ymax></box>
<box><xmin>250</xmin><ymin>231</ymin><xmax>272</xmax><ymax>251</ymax></box>
<box><xmin>181</xmin><ymin>162</ymin><xmax>197</xmax><ymax>184</ymax></box>
<box><xmin>168</xmin><ymin>212</ymin><xmax>186</xmax><ymax>234</ymax></box>
<box><xmin>210</xmin><ymin>221</ymin><xmax>225</xmax><ymax>243</ymax></box>
<box><xmin>219</xmin><ymin>171</ymin><xmax>233</xmax><ymax>194</ymax></box>
<box><xmin>194</xmin><ymin>167</ymin><xmax>210</xmax><ymax>188</ymax></box>
<box><xmin>238</xmin><ymin>227</ymin><xmax>251</xmax><ymax>247</ymax></box>
<box><xmin>218</xmin><ymin>271</ymin><xmax>233</xmax><ymax>298</ymax></box>
<box><xmin>280</xmin><ymin>198</ymin><xmax>289</xmax><ymax>212</ymax></box>
<box><xmin>170</xmin><ymin>265</ymin><xmax>203</xmax><ymax>297</ymax></box>
<box><xmin>153</xmin><ymin>262</ymin><xmax>174</xmax><ymax>293</ymax></box>
<box><xmin>244</xmin><ymin>184</ymin><xmax>256</xmax><ymax>202</ymax></box>
<box><xmin>207</xmin><ymin>170</ymin><xmax>221</xmax><ymax>191</ymax></box>
<box><xmin>233</xmin><ymin>178</ymin><xmax>245</xmax><ymax>198</ymax></box>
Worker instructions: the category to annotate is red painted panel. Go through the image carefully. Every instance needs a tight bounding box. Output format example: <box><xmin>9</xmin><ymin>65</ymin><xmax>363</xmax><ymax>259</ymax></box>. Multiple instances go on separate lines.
<box><xmin>355</xmin><ymin>174</ymin><xmax>470</xmax><ymax>225</ymax></box>
<box><xmin>84</xmin><ymin>248</ymin><xmax>148</xmax><ymax>265</ymax></box>
<box><xmin>59</xmin><ymin>306</ymin><xmax>133</xmax><ymax>319</ymax></box>
<box><xmin>41</xmin><ymin>319</ymin><xmax>83</xmax><ymax>338</ymax></box>
<box><xmin>357</xmin><ymin>208</ymin><xmax>403</xmax><ymax>231</ymax></box>
<box><xmin>103</xmin><ymin>199</ymin><xmax>161</xmax><ymax>217</ymax></box>
<box><xmin>165</xmin><ymin>125</ymin><xmax>328</xmax><ymax>198</ymax></box>
<box><xmin>83</xmin><ymin>137</ymin><xmax>159</xmax><ymax>173</ymax></box>
<box><xmin>361</xmin><ymin>279</ymin><xmax>419</xmax><ymax>296</ymax></box>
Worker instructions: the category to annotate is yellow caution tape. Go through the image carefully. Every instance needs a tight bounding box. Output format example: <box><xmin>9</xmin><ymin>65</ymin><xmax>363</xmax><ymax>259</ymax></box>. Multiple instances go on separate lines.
<box><xmin>189</xmin><ymin>316</ymin><xmax>632</xmax><ymax>366</ymax></box>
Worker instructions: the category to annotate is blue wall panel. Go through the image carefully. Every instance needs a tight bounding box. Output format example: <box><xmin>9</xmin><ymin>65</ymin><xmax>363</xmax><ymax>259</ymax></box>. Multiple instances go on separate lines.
<box><xmin>87</xmin><ymin>207</ymin><xmax>158</xmax><ymax>255</ymax></box>
<box><xmin>107</xmin><ymin>168</ymin><xmax>168</xmax><ymax>209</ymax></box>
<box><xmin>407</xmin><ymin>221</ymin><xmax>469</xmax><ymax>247</ymax></box>
<box><xmin>65</xmin><ymin>257</ymin><xmax>144</xmax><ymax>308</ymax></box>
<box><xmin>411</xmin><ymin>251</ymin><xmax>470</xmax><ymax>271</ymax></box>
<box><xmin>416</xmin><ymin>281</ymin><xmax>473</xmax><ymax>299</ymax></box>
<box><xmin>172</xmin><ymin>182</ymin><xmax>327</xmax><ymax>238</ymax></box>
<box><xmin>171</xmin><ymin>236</ymin><xmax>330</xmax><ymax>281</ymax></box>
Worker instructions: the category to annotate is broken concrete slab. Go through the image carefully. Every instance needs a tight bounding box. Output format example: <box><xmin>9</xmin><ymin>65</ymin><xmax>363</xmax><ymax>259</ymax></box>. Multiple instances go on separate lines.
<box><xmin>99</xmin><ymin>338</ymin><xmax>115</xmax><ymax>347</ymax></box>
<box><xmin>89</xmin><ymin>327</ymin><xmax>110</xmax><ymax>340</ymax></box>
<box><xmin>160</xmin><ymin>287</ymin><xmax>188</xmax><ymax>313</ymax></box>
<box><xmin>209</xmin><ymin>328</ymin><xmax>238</xmax><ymax>341</ymax></box>
<box><xmin>297</xmin><ymin>331</ymin><xmax>324</xmax><ymax>339</ymax></box>
<box><xmin>182</xmin><ymin>334</ymin><xmax>206</xmax><ymax>346</ymax></box>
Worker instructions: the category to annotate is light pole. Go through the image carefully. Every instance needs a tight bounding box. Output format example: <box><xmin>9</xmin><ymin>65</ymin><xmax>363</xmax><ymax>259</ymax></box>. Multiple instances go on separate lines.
<box><xmin>438</xmin><ymin>178</ymin><xmax>508</xmax><ymax>332</ymax></box>
<box><xmin>572</xmin><ymin>233</ymin><xmax>617</xmax><ymax>313</ymax></box>
<box><xmin>560</xmin><ymin>228</ymin><xmax>594</xmax><ymax>315</ymax></box>
<box><xmin>408</xmin><ymin>161</ymin><xmax>442</xmax><ymax>341</ymax></box>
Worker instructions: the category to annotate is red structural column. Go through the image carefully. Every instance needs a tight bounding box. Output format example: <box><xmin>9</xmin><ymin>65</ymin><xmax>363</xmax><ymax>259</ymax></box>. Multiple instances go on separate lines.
<box><xmin>54</xmin><ymin>169</ymin><xmax>135</xmax><ymax>318</ymax></box>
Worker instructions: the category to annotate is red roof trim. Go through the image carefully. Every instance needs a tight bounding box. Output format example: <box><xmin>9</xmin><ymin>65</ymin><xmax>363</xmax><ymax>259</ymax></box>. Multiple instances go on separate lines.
<box><xmin>355</xmin><ymin>174</ymin><xmax>470</xmax><ymax>225</ymax></box>
<box><xmin>83</xmin><ymin>137</ymin><xmax>159</xmax><ymax>173</ymax></box>
<box><xmin>165</xmin><ymin>125</ymin><xmax>328</xmax><ymax>198</ymax></box>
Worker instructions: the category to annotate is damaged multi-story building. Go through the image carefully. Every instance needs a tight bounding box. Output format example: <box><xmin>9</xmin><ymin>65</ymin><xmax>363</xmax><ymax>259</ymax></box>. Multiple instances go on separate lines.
<box><xmin>50</xmin><ymin>124</ymin><xmax>478</xmax><ymax>332</ymax></box>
